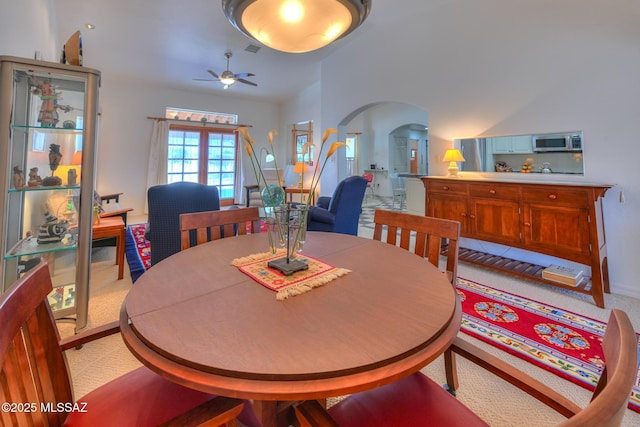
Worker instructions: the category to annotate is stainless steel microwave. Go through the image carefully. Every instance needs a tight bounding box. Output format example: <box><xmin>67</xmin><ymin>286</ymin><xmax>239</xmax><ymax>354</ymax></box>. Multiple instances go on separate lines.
<box><xmin>532</xmin><ymin>132</ymin><xmax>582</xmax><ymax>152</ymax></box>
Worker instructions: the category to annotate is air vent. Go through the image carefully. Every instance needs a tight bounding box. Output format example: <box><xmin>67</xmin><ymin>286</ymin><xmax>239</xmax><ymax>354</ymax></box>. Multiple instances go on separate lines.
<box><xmin>245</xmin><ymin>44</ymin><xmax>261</xmax><ymax>53</ymax></box>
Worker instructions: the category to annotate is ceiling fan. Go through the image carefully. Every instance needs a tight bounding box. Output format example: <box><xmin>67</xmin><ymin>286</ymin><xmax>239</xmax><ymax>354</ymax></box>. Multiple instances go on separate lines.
<box><xmin>194</xmin><ymin>51</ymin><xmax>257</xmax><ymax>89</ymax></box>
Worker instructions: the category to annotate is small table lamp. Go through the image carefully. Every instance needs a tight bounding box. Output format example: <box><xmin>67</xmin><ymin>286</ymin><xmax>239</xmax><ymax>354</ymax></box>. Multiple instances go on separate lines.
<box><xmin>293</xmin><ymin>161</ymin><xmax>308</xmax><ymax>188</ymax></box>
<box><xmin>442</xmin><ymin>149</ymin><xmax>465</xmax><ymax>178</ymax></box>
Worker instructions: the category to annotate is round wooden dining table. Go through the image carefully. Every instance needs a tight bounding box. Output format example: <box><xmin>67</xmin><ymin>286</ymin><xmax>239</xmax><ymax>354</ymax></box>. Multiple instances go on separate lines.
<box><xmin>120</xmin><ymin>231</ymin><xmax>461</xmax><ymax>427</ymax></box>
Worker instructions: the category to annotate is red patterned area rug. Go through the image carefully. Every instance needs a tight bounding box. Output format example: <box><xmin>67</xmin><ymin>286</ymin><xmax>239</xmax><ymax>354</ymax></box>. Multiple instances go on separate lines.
<box><xmin>457</xmin><ymin>277</ymin><xmax>640</xmax><ymax>413</ymax></box>
<box><xmin>125</xmin><ymin>224</ymin><xmax>151</xmax><ymax>282</ymax></box>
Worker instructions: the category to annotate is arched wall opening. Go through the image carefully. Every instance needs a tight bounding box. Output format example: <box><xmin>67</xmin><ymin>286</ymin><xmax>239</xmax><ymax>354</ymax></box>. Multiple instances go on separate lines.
<box><xmin>336</xmin><ymin>101</ymin><xmax>428</xmax><ymax>198</ymax></box>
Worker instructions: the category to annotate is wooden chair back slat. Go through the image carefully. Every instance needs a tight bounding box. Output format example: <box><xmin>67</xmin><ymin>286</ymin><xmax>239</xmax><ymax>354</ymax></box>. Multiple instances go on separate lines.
<box><xmin>180</xmin><ymin>207</ymin><xmax>261</xmax><ymax>250</ymax></box>
<box><xmin>373</xmin><ymin>209</ymin><xmax>461</xmax><ymax>285</ymax></box>
<box><xmin>0</xmin><ymin>264</ymin><xmax>74</xmax><ymax>427</ymax></box>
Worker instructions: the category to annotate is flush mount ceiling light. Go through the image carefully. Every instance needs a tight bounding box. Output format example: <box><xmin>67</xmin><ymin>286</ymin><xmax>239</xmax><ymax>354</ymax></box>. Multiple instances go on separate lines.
<box><xmin>222</xmin><ymin>0</ymin><xmax>371</xmax><ymax>53</ymax></box>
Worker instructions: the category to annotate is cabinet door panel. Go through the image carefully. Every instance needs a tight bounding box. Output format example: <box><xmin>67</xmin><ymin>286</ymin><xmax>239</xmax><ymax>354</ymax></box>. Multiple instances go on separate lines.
<box><xmin>523</xmin><ymin>204</ymin><xmax>591</xmax><ymax>260</ymax></box>
<box><xmin>511</xmin><ymin>135</ymin><xmax>533</xmax><ymax>153</ymax></box>
<box><xmin>470</xmin><ymin>198</ymin><xmax>520</xmax><ymax>245</ymax></box>
<box><xmin>427</xmin><ymin>194</ymin><xmax>468</xmax><ymax>234</ymax></box>
<box><xmin>491</xmin><ymin>137</ymin><xmax>512</xmax><ymax>153</ymax></box>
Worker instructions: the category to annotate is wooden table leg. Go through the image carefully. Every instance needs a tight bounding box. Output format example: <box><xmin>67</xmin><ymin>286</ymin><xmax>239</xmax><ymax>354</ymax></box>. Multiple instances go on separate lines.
<box><xmin>116</xmin><ymin>226</ymin><xmax>125</xmax><ymax>280</ymax></box>
<box><xmin>252</xmin><ymin>400</ymin><xmax>303</xmax><ymax>427</ymax></box>
<box><xmin>252</xmin><ymin>400</ymin><xmax>278</xmax><ymax>427</ymax></box>
<box><xmin>92</xmin><ymin>217</ymin><xmax>126</xmax><ymax>280</ymax></box>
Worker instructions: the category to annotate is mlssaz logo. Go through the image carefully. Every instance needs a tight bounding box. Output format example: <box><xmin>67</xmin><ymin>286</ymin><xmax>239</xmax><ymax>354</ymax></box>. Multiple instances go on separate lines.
<box><xmin>40</xmin><ymin>402</ymin><xmax>88</xmax><ymax>413</ymax></box>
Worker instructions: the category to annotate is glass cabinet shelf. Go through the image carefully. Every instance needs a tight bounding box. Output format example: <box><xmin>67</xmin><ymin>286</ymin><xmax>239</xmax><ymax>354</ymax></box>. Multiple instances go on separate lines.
<box><xmin>5</xmin><ymin>234</ymin><xmax>77</xmax><ymax>259</ymax></box>
<box><xmin>8</xmin><ymin>184</ymin><xmax>80</xmax><ymax>193</ymax></box>
<box><xmin>12</xmin><ymin>124</ymin><xmax>82</xmax><ymax>132</ymax></box>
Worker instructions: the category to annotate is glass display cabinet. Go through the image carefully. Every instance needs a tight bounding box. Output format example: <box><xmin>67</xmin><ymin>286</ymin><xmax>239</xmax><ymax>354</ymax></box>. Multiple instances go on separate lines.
<box><xmin>0</xmin><ymin>56</ymin><xmax>100</xmax><ymax>330</ymax></box>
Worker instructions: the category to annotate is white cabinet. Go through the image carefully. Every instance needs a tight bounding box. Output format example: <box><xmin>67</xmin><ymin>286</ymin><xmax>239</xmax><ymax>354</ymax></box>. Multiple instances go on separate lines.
<box><xmin>511</xmin><ymin>135</ymin><xmax>533</xmax><ymax>153</ymax></box>
<box><xmin>490</xmin><ymin>136</ymin><xmax>533</xmax><ymax>154</ymax></box>
<box><xmin>490</xmin><ymin>137</ymin><xmax>511</xmax><ymax>153</ymax></box>
<box><xmin>0</xmin><ymin>56</ymin><xmax>100</xmax><ymax>330</ymax></box>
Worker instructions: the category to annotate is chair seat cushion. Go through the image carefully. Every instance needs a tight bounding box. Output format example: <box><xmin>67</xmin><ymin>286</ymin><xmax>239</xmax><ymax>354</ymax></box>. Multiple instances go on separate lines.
<box><xmin>328</xmin><ymin>372</ymin><xmax>489</xmax><ymax>427</ymax></box>
<box><xmin>63</xmin><ymin>366</ymin><xmax>260</xmax><ymax>427</ymax></box>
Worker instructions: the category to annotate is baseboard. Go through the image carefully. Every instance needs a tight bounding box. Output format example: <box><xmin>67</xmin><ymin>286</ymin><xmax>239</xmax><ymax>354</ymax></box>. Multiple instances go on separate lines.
<box><xmin>609</xmin><ymin>281</ymin><xmax>640</xmax><ymax>300</ymax></box>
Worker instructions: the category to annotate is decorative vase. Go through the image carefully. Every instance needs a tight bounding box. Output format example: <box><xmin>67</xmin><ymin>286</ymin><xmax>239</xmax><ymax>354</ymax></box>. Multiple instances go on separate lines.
<box><xmin>267</xmin><ymin>204</ymin><xmax>309</xmax><ymax>275</ymax></box>
<box><xmin>260</xmin><ymin>184</ymin><xmax>285</xmax><ymax>207</ymax></box>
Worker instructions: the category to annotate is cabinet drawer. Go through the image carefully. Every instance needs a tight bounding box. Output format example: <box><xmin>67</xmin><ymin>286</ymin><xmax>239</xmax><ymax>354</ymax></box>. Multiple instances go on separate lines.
<box><xmin>469</xmin><ymin>184</ymin><xmax>519</xmax><ymax>200</ymax></box>
<box><xmin>427</xmin><ymin>181</ymin><xmax>467</xmax><ymax>195</ymax></box>
<box><xmin>522</xmin><ymin>188</ymin><xmax>588</xmax><ymax>207</ymax></box>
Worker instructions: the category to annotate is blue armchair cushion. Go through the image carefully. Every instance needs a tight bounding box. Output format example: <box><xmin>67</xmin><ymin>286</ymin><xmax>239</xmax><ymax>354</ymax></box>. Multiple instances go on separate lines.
<box><xmin>147</xmin><ymin>182</ymin><xmax>220</xmax><ymax>266</ymax></box>
<box><xmin>308</xmin><ymin>205</ymin><xmax>336</xmax><ymax>225</ymax></box>
<box><xmin>316</xmin><ymin>196</ymin><xmax>331</xmax><ymax>209</ymax></box>
<box><xmin>306</xmin><ymin>176</ymin><xmax>368</xmax><ymax>236</ymax></box>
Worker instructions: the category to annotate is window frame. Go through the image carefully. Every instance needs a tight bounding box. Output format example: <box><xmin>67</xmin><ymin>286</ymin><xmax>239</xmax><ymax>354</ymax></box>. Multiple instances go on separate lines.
<box><xmin>168</xmin><ymin>124</ymin><xmax>239</xmax><ymax>205</ymax></box>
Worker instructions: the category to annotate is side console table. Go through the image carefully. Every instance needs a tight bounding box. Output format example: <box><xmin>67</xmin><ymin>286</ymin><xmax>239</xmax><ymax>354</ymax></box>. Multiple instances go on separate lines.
<box><xmin>422</xmin><ymin>177</ymin><xmax>612</xmax><ymax>307</ymax></box>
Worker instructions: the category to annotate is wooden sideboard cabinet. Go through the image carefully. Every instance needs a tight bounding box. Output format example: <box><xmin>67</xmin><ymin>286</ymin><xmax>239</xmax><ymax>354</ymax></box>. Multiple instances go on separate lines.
<box><xmin>422</xmin><ymin>177</ymin><xmax>612</xmax><ymax>307</ymax></box>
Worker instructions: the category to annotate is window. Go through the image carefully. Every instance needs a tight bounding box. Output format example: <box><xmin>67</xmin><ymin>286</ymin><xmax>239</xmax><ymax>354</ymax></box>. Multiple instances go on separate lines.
<box><xmin>167</xmin><ymin>127</ymin><xmax>238</xmax><ymax>200</ymax></box>
<box><xmin>165</xmin><ymin>107</ymin><xmax>239</xmax><ymax>203</ymax></box>
<box><xmin>74</xmin><ymin>116</ymin><xmax>83</xmax><ymax>151</ymax></box>
<box><xmin>165</xmin><ymin>107</ymin><xmax>237</xmax><ymax>124</ymax></box>
<box><xmin>345</xmin><ymin>132</ymin><xmax>360</xmax><ymax>177</ymax></box>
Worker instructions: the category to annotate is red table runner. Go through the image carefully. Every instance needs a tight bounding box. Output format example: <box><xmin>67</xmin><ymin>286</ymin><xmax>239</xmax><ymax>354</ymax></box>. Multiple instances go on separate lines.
<box><xmin>232</xmin><ymin>250</ymin><xmax>350</xmax><ymax>300</ymax></box>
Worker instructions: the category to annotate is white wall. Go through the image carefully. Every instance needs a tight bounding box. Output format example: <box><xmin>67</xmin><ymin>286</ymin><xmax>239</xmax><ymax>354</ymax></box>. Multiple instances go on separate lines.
<box><xmin>97</xmin><ymin>77</ymin><xmax>280</xmax><ymax>213</ymax></box>
<box><xmin>0</xmin><ymin>0</ymin><xmax>58</xmax><ymax>61</ymax></box>
<box><xmin>279</xmin><ymin>81</ymin><xmax>322</xmax><ymax>190</ymax></box>
<box><xmin>303</xmin><ymin>0</ymin><xmax>640</xmax><ymax>298</ymax></box>
<box><xmin>343</xmin><ymin>102</ymin><xmax>427</xmax><ymax>196</ymax></box>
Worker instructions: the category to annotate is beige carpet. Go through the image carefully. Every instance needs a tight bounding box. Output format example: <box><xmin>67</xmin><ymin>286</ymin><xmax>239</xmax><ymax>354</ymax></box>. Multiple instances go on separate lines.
<box><xmin>58</xmin><ymin>232</ymin><xmax>640</xmax><ymax>426</ymax></box>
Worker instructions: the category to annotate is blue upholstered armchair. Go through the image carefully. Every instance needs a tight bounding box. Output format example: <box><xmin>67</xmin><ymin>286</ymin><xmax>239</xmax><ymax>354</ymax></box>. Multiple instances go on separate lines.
<box><xmin>146</xmin><ymin>182</ymin><xmax>220</xmax><ymax>266</ymax></box>
<box><xmin>306</xmin><ymin>176</ymin><xmax>368</xmax><ymax>235</ymax></box>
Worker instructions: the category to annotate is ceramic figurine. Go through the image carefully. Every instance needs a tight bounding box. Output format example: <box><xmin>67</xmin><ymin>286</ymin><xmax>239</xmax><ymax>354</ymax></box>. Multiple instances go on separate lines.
<box><xmin>67</xmin><ymin>168</ymin><xmax>78</xmax><ymax>186</ymax></box>
<box><xmin>42</xmin><ymin>144</ymin><xmax>64</xmax><ymax>186</ymax></box>
<box><xmin>37</xmin><ymin>211</ymin><xmax>69</xmax><ymax>244</ymax></box>
<box><xmin>28</xmin><ymin>167</ymin><xmax>42</xmax><ymax>187</ymax></box>
<box><xmin>13</xmin><ymin>166</ymin><xmax>25</xmax><ymax>189</ymax></box>
<box><xmin>29</xmin><ymin>77</ymin><xmax>74</xmax><ymax>128</ymax></box>
<box><xmin>48</xmin><ymin>144</ymin><xmax>63</xmax><ymax>172</ymax></box>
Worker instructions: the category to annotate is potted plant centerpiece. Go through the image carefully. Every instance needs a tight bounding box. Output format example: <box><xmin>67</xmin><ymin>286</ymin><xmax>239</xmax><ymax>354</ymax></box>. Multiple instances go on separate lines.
<box><xmin>239</xmin><ymin>126</ymin><xmax>345</xmax><ymax>275</ymax></box>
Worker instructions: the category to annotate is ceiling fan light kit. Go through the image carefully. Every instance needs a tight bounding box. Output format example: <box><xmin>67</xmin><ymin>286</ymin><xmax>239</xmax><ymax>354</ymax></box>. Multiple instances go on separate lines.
<box><xmin>193</xmin><ymin>51</ymin><xmax>257</xmax><ymax>89</ymax></box>
<box><xmin>222</xmin><ymin>0</ymin><xmax>372</xmax><ymax>53</ymax></box>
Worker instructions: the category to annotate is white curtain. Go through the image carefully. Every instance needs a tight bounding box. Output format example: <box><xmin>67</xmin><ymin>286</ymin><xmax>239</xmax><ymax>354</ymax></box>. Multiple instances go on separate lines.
<box><xmin>144</xmin><ymin>120</ymin><xmax>169</xmax><ymax>213</ymax></box>
<box><xmin>234</xmin><ymin>137</ymin><xmax>245</xmax><ymax>205</ymax></box>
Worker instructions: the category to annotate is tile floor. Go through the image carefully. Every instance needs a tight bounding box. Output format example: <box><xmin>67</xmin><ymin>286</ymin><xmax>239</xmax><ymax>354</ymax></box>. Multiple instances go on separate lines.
<box><xmin>358</xmin><ymin>196</ymin><xmax>405</xmax><ymax>232</ymax></box>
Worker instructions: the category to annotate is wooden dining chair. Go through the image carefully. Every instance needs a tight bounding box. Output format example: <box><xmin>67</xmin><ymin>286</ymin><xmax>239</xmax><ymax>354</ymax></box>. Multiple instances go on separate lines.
<box><xmin>0</xmin><ymin>262</ymin><xmax>261</xmax><ymax>427</ymax></box>
<box><xmin>180</xmin><ymin>206</ymin><xmax>261</xmax><ymax>250</ymax></box>
<box><xmin>372</xmin><ymin>209</ymin><xmax>461</xmax><ymax>285</ymax></box>
<box><xmin>295</xmin><ymin>308</ymin><xmax>638</xmax><ymax>427</ymax></box>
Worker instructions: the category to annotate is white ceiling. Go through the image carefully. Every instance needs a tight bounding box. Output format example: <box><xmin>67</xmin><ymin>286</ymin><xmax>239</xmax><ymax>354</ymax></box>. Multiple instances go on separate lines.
<box><xmin>54</xmin><ymin>0</ymin><xmax>391</xmax><ymax>102</ymax></box>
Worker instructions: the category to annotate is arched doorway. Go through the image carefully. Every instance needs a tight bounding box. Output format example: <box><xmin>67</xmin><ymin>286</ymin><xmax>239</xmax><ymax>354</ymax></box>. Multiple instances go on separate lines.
<box><xmin>337</xmin><ymin>101</ymin><xmax>428</xmax><ymax>198</ymax></box>
<box><xmin>389</xmin><ymin>123</ymin><xmax>428</xmax><ymax>176</ymax></box>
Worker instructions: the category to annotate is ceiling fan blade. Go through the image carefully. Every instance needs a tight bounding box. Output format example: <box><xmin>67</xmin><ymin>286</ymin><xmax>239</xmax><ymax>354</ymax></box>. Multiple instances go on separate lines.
<box><xmin>207</xmin><ymin>69</ymin><xmax>220</xmax><ymax>79</ymax></box>
<box><xmin>237</xmin><ymin>78</ymin><xmax>257</xmax><ymax>87</ymax></box>
<box><xmin>233</xmin><ymin>72</ymin><xmax>255</xmax><ymax>78</ymax></box>
<box><xmin>193</xmin><ymin>78</ymin><xmax>219</xmax><ymax>82</ymax></box>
